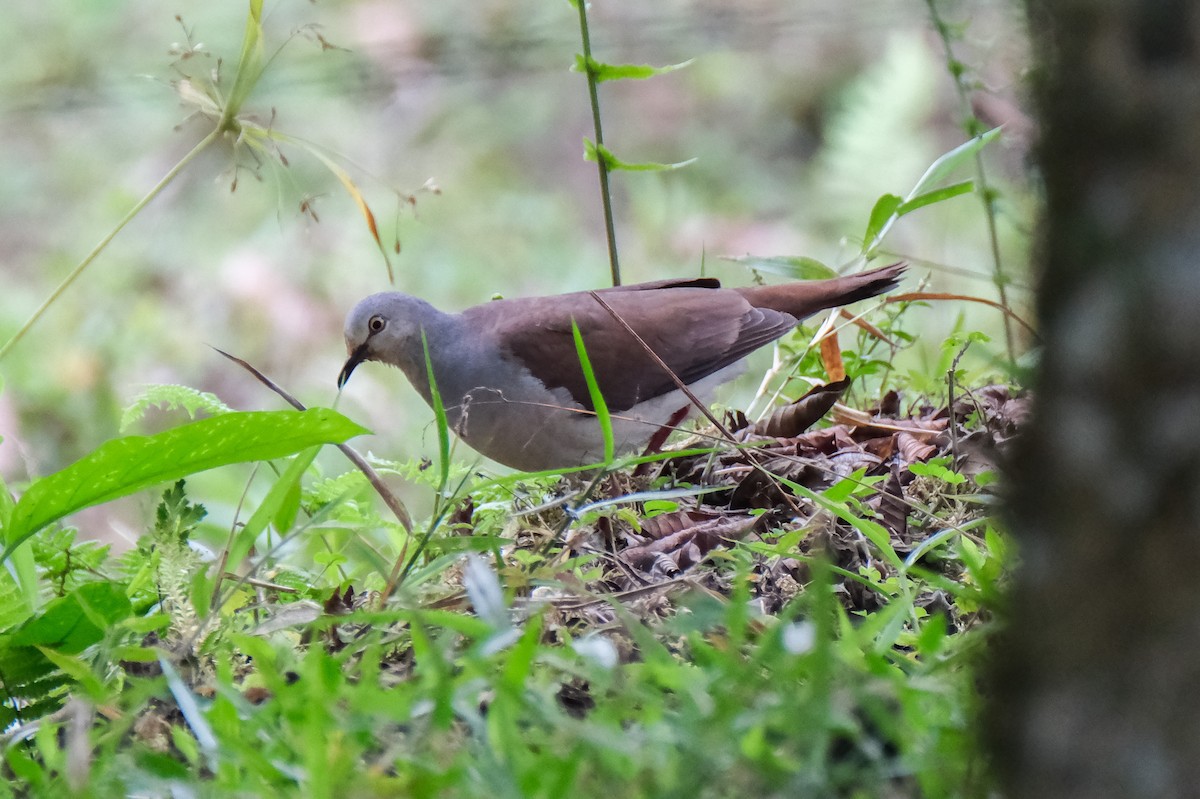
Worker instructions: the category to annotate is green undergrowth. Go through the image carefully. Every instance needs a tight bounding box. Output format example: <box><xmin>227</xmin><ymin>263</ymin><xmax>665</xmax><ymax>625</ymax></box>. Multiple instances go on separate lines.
<box><xmin>0</xmin><ymin>355</ymin><xmax>1009</xmax><ymax>797</ymax></box>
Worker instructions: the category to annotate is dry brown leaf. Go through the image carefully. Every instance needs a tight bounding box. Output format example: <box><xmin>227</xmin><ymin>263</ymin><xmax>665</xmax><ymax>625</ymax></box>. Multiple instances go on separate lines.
<box><xmin>622</xmin><ymin>514</ymin><xmax>759</xmax><ymax>572</ymax></box>
<box><xmin>819</xmin><ymin>331</ymin><xmax>846</xmax><ymax>381</ymax></box>
<box><xmin>877</xmin><ymin>390</ymin><xmax>902</xmax><ymax>416</ymax></box>
<box><xmin>879</xmin><ymin>462</ymin><xmax>908</xmax><ymax>542</ymax></box>
<box><xmin>641</xmin><ymin>509</ymin><xmax>726</xmax><ymax>540</ymax></box>
<box><xmin>790</xmin><ymin>425</ymin><xmax>859</xmax><ymax>456</ymax></box>
<box><xmin>830</xmin><ymin>404</ymin><xmax>948</xmax><ymax>436</ymax></box>
<box><xmin>896</xmin><ymin>431</ymin><xmax>938</xmax><ymax>463</ymax></box>
<box><xmin>861</xmin><ymin>434</ymin><xmax>896</xmax><ymax>461</ymax></box>
<box><xmin>751</xmin><ymin>378</ymin><xmax>850</xmax><ymax>438</ymax></box>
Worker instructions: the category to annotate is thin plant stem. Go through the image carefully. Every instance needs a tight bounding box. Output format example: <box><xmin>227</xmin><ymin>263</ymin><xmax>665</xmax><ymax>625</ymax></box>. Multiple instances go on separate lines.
<box><xmin>575</xmin><ymin>0</ymin><xmax>621</xmax><ymax>286</ymax></box>
<box><xmin>0</xmin><ymin>126</ymin><xmax>224</xmax><ymax>362</ymax></box>
<box><xmin>923</xmin><ymin>0</ymin><xmax>1016</xmax><ymax>361</ymax></box>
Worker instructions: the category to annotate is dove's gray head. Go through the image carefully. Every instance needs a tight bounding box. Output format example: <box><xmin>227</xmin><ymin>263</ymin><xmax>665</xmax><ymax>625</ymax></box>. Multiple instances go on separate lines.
<box><xmin>337</xmin><ymin>293</ymin><xmax>442</xmax><ymax>389</ymax></box>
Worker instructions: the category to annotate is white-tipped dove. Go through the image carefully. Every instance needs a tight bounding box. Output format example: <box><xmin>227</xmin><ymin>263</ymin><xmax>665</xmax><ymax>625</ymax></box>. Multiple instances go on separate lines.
<box><xmin>338</xmin><ymin>262</ymin><xmax>904</xmax><ymax>471</ymax></box>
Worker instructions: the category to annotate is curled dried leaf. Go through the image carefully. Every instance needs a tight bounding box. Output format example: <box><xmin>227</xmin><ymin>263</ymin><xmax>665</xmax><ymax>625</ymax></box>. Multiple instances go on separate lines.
<box><xmin>819</xmin><ymin>332</ymin><xmax>846</xmax><ymax>381</ymax></box>
<box><xmin>897</xmin><ymin>431</ymin><xmax>937</xmax><ymax>463</ymax></box>
<box><xmin>622</xmin><ymin>514</ymin><xmax>758</xmax><ymax>572</ymax></box>
<box><xmin>752</xmin><ymin>378</ymin><xmax>850</xmax><ymax>438</ymax></box>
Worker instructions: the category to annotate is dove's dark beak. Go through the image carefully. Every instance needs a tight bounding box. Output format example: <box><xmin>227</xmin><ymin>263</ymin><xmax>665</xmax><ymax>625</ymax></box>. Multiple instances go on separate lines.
<box><xmin>338</xmin><ymin>344</ymin><xmax>369</xmax><ymax>389</ymax></box>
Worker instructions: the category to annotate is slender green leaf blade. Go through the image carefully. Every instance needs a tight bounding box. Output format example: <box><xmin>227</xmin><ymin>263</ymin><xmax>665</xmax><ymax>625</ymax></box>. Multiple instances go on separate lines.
<box><xmin>422</xmin><ymin>333</ymin><xmax>451</xmax><ymax>490</ymax></box>
<box><xmin>573</xmin><ymin>54</ymin><xmax>693</xmax><ymax>82</ymax></box>
<box><xmin>571</xmin><ymin>321</ymin><xmax>614</xmax><ymax>465</ymax></box>
<box><xmin>228</xmin><ymin>445</ymin><xmax>322</xmax><ymax>569</ymax></box>
<box><xmin>224</xmin><ymin>0</ymin><xmax>266</xmax><ymax>119</ymax></box>
<box><xmin>35</xmin><ymin>646</ymin><xmax>104</xmax><ymax>695</ymax></box>
<box><xmin>584</xmin><ymin>140</ymin><xmax>696</xmax><ymax>172</ymax></box>
<box><xmin>906</xmin><ymin>127</ymin><xmax>1000</xmax><ymax>199</ymax></box>
<box><xmin>6</xmin><ymin>409</ymin><xmax>367</xmax><ymax>553</ymax></box>
<box><xmin>896</xmin><ymin>180</ymin><xmax>974</xmax><ymax>216</ymax></box>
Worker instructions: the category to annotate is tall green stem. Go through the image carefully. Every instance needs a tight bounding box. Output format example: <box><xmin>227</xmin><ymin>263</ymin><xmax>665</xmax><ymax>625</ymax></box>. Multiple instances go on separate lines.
<box><xmin>575</xmin><ymin>0</ymin><xmax>621</xmax><ymax>287</ymax></box>
<box><xmin>924</xmin><ymin>0</ymin><xmax>1017</xmax><ymax>361</ymax></box>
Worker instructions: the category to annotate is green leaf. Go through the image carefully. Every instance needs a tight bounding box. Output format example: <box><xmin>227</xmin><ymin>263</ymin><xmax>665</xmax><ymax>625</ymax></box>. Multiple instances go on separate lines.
<box><xmin>422</xmin><ymin>333</ymin><xmax>452</xmax><ymax>491</ymax></box>
<box><xmin>229</xmin><ymin>446</ymin><xmax>321</xmax><ymax>569</ymax></box>
<box><xmin>823</xmin><ymin>471</ymin><xmax>863</xmax><ymax>503</ymax></box>
<box><xmin>0</xmin><ymin>475</ymin><xmax>12</xmax><ymax>533</ymax></box>
<box><xmin>642</xmin><ymin>499</ymin><xmax>679</xmax><ymax>516</ymax></box>
<box><xmin>223</xmin><ymin>0</ymin><xmax>266</xmax><ymax>122</ymax></box>
<box><xmin>571</xmin><ymin>321</ymin><xmax>614</xmax><ymax>465</ymax></box>
<box><xmin>941</xmin><ymin>330</ymin><xmax>992</xmax><ymax>351</ymax></box>
<box><xmin>11</xmin><ymin>582</ymin><xmax>131</xmax><ymax>653</ymax></box>
<box><xmin>154</xmin><ymin>480</ymin><xmax>207</xmax><ymax>542</ymax></box>
<box><xmin>5</xmin><ymin>409</ymin><xmax>368</xmax><ymax>557</ymax></box>
<box><xmin>0</xmin><ymin>567</ymin><xmax>33</xmax><ymax>633</ymax></box>
<box><xmin>915</xmin><ymin>610</ymin><xmax>948</xmax><ymax>658</ymax></box>
<box><xmin>133</xmin><ymin>750</ymin><xmax>191</xmax><ymax>780</ymax></box>
<box><xmin>572</xmin><ymin>54</ymin><xmax>693</xmax><ymax>82</ymax></box>
<box><xmin>855</xmin><ymin>590</ymin><xmax>912</xmax><ymax>653</ymax></box>
<box><xmin>499</xmin><ymin>613</ymin><xmax>543</xmax><ymax>691</ymax></box>
<box><xmin>863</xmin><ymin>193</ymin><xmax>903</xmax><ymax>247</ymax></box>
<box><xmin>722</xmin><ymin>255</ymin><xmax>838</xmax><ymax>281</ymax></box>
<box><xmin>35</xmin><ymin>646</ymin><xmax>104</xmax><ymax>696</ymax></box>
<box><xmin>861</xmin><ymin>129</ymin><xmax>1000</xmax><ymax>253</ymax></box>
<box><xmin>908</xmin><ymin>127</ymin><xmax>1000</xmax><ymax>198</ymax></box>
<box><xmin>896</xmin><ymin>179</ymin><xmax>974</xmax><ymax>216</ymax></box>
<box><xmin>984</xmin><ymin>524</ymin><xmax>1007</xmax><ymax>561</ymax></box>
<box><xmin>0</xmin><ymin>478</ymin><xmax>36</xmax><ymax>614</ymax></box>
<box><xmin>272</xmin><ymin>477</ymin><xmax>303</xmax><ymax>535</ymax></box>
<box><xmin>5</xmin><ymin>747</ymin><xmax>47</xmax><ymax>786</ymax></box>
<box><xmin>908</xmin><ymin>460</ymin><xmax>967</xmax><ymax>485</ymax></box>
<box><xmin>190</xmin><ymin>568</ymin><xmax>213</xmax><ymax>620</ymax></box>
<box><xmin>584</xmin><ymin>140</ymin><xmax>696</xmax><ymax>172</ymax></box>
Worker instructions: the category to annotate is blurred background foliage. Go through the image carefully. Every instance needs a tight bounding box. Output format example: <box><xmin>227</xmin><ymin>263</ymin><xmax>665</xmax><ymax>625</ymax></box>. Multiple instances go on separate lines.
<box><xmin>0</xmin><ymin>0</ymin><xmax>1032</xmax><ymax>545</ymax></box>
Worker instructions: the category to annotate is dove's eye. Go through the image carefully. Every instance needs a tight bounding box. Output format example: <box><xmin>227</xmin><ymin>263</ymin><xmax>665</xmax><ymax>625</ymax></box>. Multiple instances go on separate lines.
<box><xmin>368</xmin><ymin>316</ymin><xmax>386</xmax><ymax>334</ymax></box>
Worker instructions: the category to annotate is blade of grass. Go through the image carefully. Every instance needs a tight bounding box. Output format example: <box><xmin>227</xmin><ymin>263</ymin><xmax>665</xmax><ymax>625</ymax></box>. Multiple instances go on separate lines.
<box><xmin>220</xmin><ymin>0</ymin><xmax>266</xmax><ymax>128</ymax></box>
<box><xmin>217</xmin><ymin>445</ymin><xmax>322</xmax><ymax>604</ymax></box>
<box><xmin>422</xmin><ymin>332</ymin><xmax>452</xmax><ymax>493</ymax></box>
<box><xmin>570</xmin><ymin>321</ymin><xmax>614</xmax><ymax>466</ymax></box>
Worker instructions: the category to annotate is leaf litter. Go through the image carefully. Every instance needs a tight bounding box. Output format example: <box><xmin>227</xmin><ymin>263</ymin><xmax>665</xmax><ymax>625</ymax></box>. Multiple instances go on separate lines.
<box><xmin>494</xmin><ymin>381</ymin><xmax>1027</xmax><ymax>643</ymax></box>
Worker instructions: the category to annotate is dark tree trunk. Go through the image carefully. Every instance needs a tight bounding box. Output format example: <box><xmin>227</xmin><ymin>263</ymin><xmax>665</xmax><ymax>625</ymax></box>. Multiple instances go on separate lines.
<box><xmin>993</xmin><ymin>1</ymin><xmax>1200</xmax><ymax>796</ymax></box>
